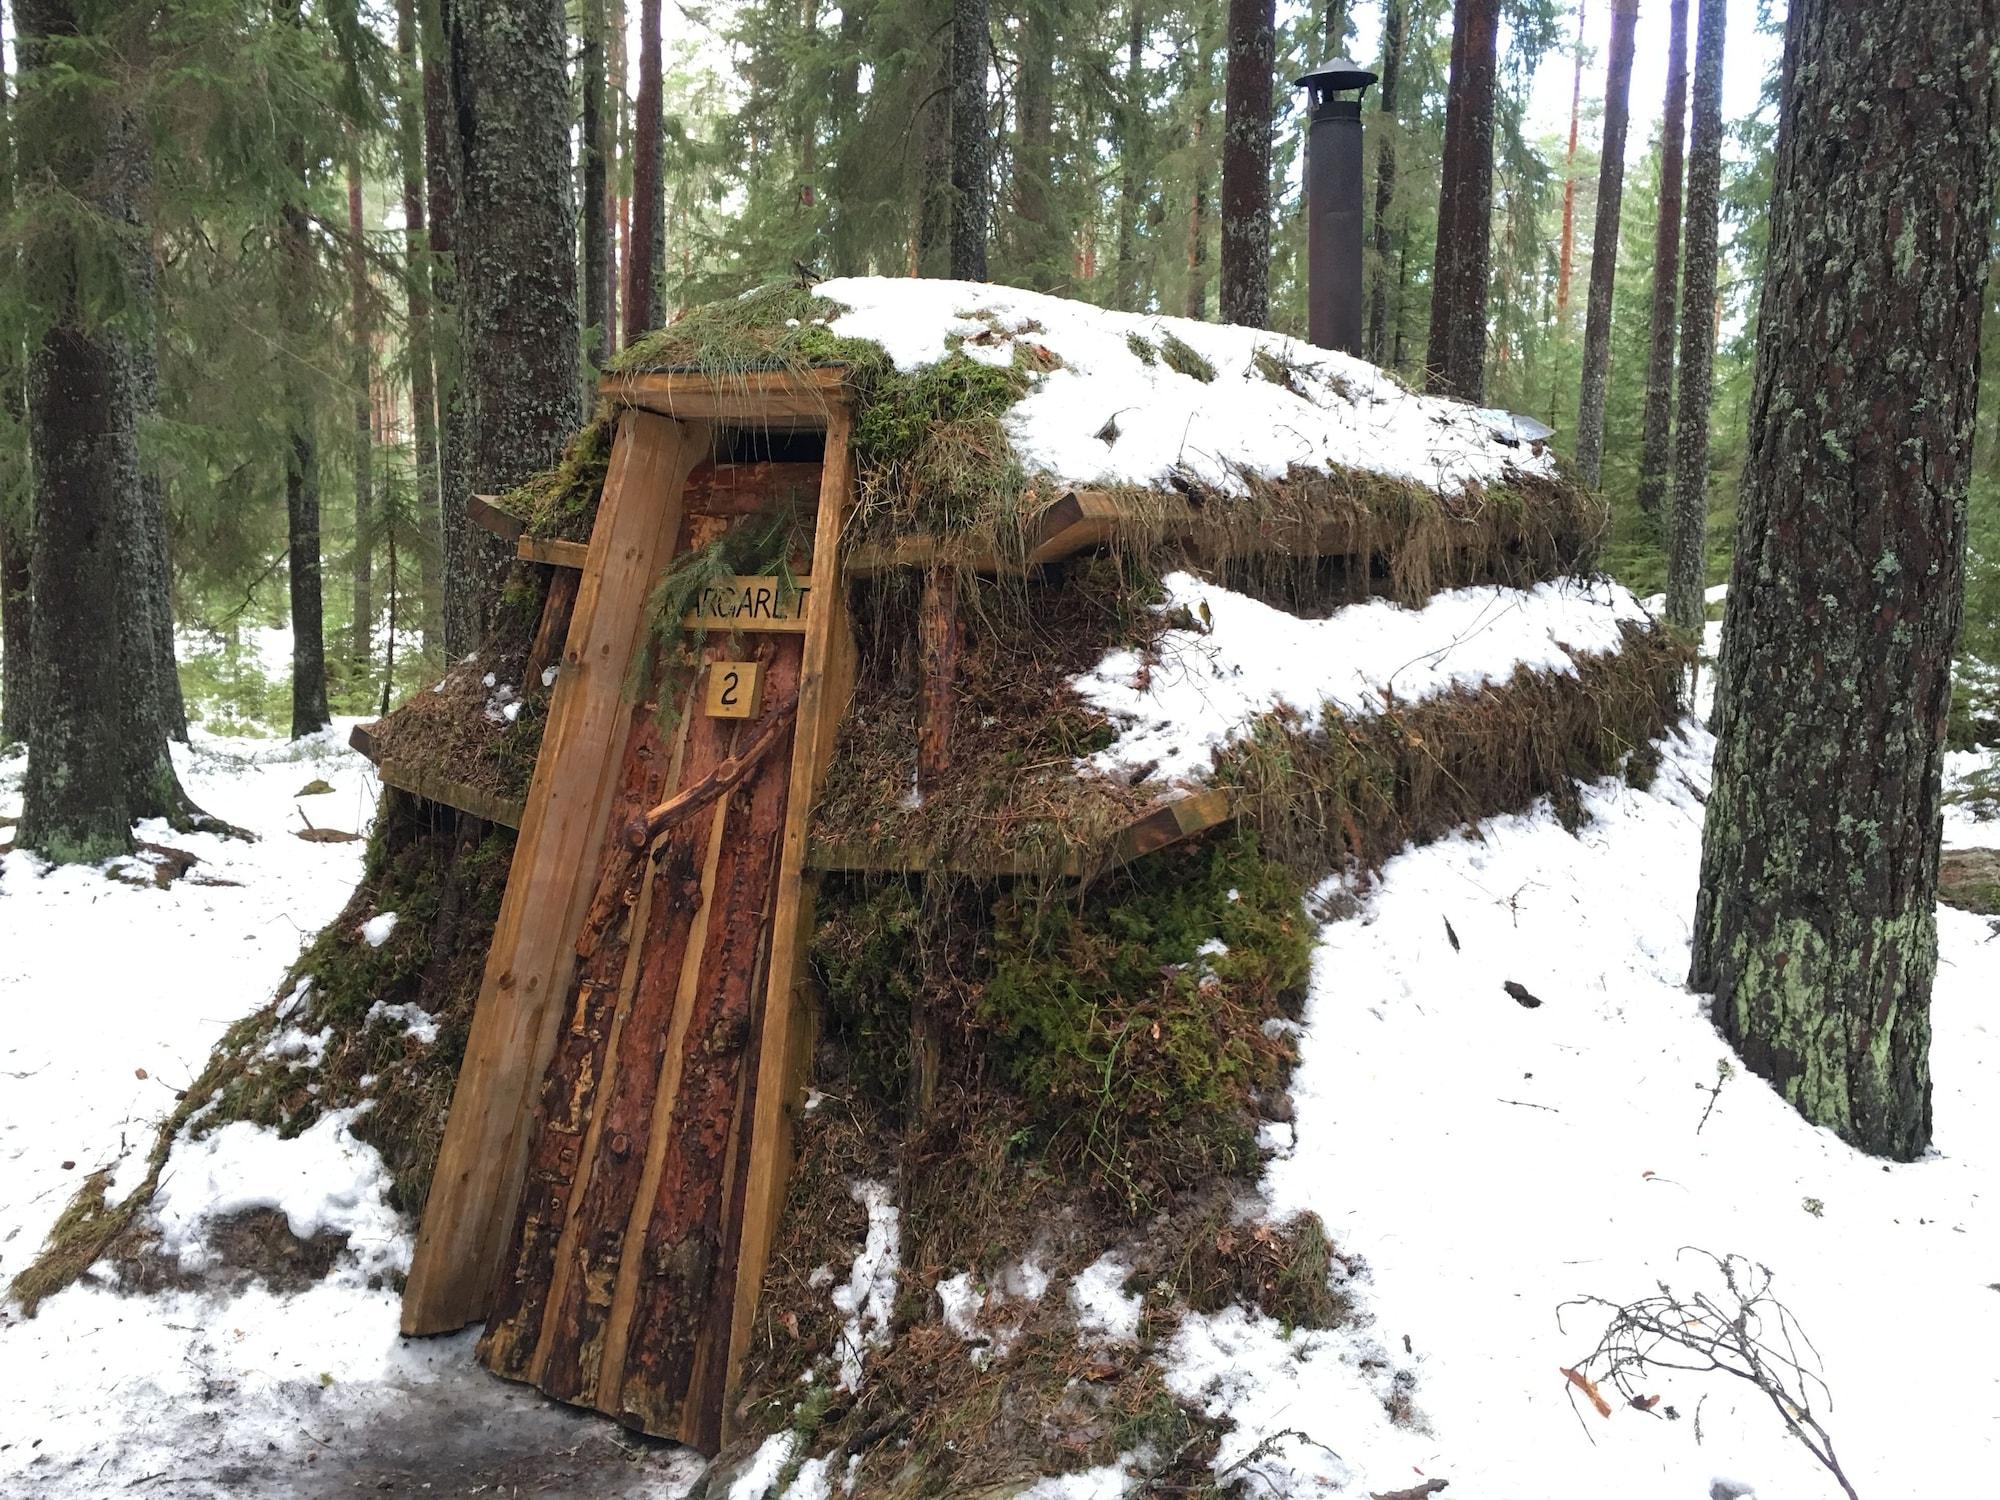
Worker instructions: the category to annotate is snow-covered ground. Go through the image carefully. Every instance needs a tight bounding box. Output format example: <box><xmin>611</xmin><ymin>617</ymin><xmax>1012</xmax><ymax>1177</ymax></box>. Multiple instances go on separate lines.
<box><xmin>3</xmin><ymin>657</ymin><xmax>1995</xmax><ymax>1496</ymax></box>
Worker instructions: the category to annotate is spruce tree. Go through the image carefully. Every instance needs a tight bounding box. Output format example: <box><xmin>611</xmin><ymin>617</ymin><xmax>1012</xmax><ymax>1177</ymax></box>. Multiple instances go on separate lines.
<box><xmin>950</xmin><ymin>0</ymin><xmax>990</xmax><ymax>280</ymax></box>
<box><xmin>1365</xmin><ymin>0</ymin><xmax>1407</xmax><ymax>365</ymax></box>
<box><xmin>1691</xmin><ymin>0</ymin><xmax>1997</xmax><ymax>1160</ymax></box>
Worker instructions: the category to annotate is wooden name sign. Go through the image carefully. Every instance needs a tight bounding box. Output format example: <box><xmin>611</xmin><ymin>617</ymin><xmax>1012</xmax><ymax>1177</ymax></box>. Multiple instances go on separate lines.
<box><xmin>683</xmin><ymin>574</ymin><xmax>814</xmax><ymax>633</ymax></box>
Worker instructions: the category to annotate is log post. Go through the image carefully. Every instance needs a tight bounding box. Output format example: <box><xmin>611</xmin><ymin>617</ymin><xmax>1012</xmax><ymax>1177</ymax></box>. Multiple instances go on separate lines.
<box><xmin>916</xmin><ymin>565</ymin><xmax>961</xmax><ymax>797</ymax></box>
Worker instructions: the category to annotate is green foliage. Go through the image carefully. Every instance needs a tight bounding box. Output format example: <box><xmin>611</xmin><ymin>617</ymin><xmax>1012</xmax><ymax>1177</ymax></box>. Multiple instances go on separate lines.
<box><xmin>1154</xmin><ymin>332</ymin><xmax>1216</xmax><ymax>384</ymax></box>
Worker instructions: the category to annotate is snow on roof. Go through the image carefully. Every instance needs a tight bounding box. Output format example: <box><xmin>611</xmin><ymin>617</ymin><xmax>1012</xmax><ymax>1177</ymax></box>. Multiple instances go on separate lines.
<box><xmin>1076</xmin><ymin>575</ymin><xmax>1650</xmax><ymax>786</ymax></box>
<box><xmin>817</xmin><ymin>277</ymin><xmax>1555</xmax><ymax>500</ymax></box>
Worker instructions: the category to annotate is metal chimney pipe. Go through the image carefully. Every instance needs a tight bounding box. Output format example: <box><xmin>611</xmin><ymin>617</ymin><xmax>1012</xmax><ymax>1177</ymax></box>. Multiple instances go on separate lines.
<box><xmin>1295</xmin><ymin>60</ymin><xmax>1378</xmax><ymax>357</ymax></box>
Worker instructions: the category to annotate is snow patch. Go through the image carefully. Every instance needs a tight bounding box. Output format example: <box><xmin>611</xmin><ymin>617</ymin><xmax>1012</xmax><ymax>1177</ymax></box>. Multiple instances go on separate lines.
<box><xmin>829</xmin><ymin>1180</ymin><xmax>900</xmax><ymax>1391</ymax></box>
<box><xmin>1076</xmin><ymin>575</ymin><xmax>1648</xmax><ymax>783</ymax></box>
<box><xmin>360</xmin><ymin>910</ymin><xmax>399</xmax><ymax>947</ymax></box>
<box><xmin>150</xmin><ymin>1107</ymin><xmax>407</xmax><ymax>1279</ymax></box>
<box><xmin>365</xmin><ymin>999</ymin><xmax>439</xmax><ymax>1046</ymax></box>
<box><xmin>1068</xmin><ymin>1254</ymin><xmax>1143</xmax><ymax>1344</ymax></box>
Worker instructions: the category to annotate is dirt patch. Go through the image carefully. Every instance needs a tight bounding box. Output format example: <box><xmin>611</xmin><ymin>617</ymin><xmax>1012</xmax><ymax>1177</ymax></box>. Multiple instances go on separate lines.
<box><xmin>1941</xmin><ymin>848</ymin><xmax>2000</xmax><ymax>915</ymax></box>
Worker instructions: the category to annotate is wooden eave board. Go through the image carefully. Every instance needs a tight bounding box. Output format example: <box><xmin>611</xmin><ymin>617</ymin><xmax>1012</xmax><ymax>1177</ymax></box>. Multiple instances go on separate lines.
<box><xmin>604</xmin><ymin>366</ymin><xmax>849</xmax><ymax>427</ymax></box>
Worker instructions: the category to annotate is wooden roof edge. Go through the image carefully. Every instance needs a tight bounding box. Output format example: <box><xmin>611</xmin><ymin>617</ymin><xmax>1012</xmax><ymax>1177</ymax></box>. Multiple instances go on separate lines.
<box><xmin>602</xmin><ymin>366</ymin><xmax>852</xmax><ymax>425</ymax></box>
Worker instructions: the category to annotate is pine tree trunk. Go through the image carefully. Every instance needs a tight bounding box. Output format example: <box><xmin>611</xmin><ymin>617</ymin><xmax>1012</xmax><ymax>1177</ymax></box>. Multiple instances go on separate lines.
<box><xmin>127</xmin><ymin>261</ymin><xmax>192</xmax><ymax>775</ymax></box>
<box><xmin>15</xmin><ymin>0</ymin><xmax>144</xmax><ymax>858</ymax></box>
<box><xmin>1555</xmin><ymin>0</ymin><xmax>1584</xmax><ymax>326</ymax></box>
<box><xmin>448</xmin><ymin>0</ymin><xmax>580</xmax><ymax>642</ymax></box>
<box><xmin>1636</xmin><ymin>0</ymin><xmax>1689</xmax><ymax>517</ymax></box>
<box><xmin>396</xmin><ymin>0</ymin><xmax>442</xmax><ymax>648</ymax></box>
<box><xmin>1365</xmin><ymin>0</ymin><xmax>1406</xmax><ymax>365</ymax></box>
<box><xmin>1424</xmin><ymin>0</ymin><xmax>1498</xmax><ymax>401</ymax></box>
<box><xmin>1218</xmin><ymin>0</ymin><xmax>1274</xmax><ymax>329</ymax></box>
<box><xmin>625</xmin><ymin>0</ymin><xmax>663</xmax><ymax>338</ymax></box>
<box><xmin>608</xmin><ymin>0</ymin><xmax>625</xmax><ymax>349</ymax></box>
<box><xmin>1573</xmin><ymin>0</ymin><xmax>1636</xmax><ymax>489</ymax></box>
<box><xmin>949</xmin><ymin>0</ymin><xmax>990</xmax><ymax>281</ymax></box>
<box><xmin>1324</xmin><ymin>0</ymin><xmax>1347</xmax><ymax>50</ymax></box>
<box><xmin>1663</xmin><ymin>0</ymin><xmax>1724</xmax><ymax>635</ymax></box>
<box><xmin>581</xmin><ymin>0</ymin><xmax>610</xmax><ymax>366</ymax></box>
<box><xmin>1690</xmin><ymin>0</ymin><xmax>1997</xmax><ymax>1161</ymax></box>
<box><xmin>1012</xmin><ymin>0</ymin><xmax>1057</xmax><ymax>289</ymax></box>
<box><xmin>348</xmin><ymin>156</ymin><xmax>374</xmax><ymax>677</ymax></box>
<box><xmin>1114</xmin><ymin>1</ymin><xmax>1146</xmax><ymax>311</ymax></box>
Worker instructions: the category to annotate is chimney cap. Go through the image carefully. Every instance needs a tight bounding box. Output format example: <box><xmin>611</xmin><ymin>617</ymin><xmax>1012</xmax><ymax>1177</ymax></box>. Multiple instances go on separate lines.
<box><xmin>1294</xmin><ymin>58</ymin><xmax>1379</xmax><ymax>97</ymax></box>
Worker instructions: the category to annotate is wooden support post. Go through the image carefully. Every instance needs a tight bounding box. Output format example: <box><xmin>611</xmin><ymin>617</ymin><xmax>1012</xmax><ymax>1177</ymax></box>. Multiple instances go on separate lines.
<box><xmin>916</xmin><ymin>566</ymin><xmax>960</xmax><ymax>797</ymax></box>
<box><xmin>721</xmin><ymin>404</ymin><xmax>854</xmax><ymax>1423</ymax></box>
<box><xmin>401</xmin><ymin>410</ymin><xmax>710</xmax><ymax>1336</ymax></box>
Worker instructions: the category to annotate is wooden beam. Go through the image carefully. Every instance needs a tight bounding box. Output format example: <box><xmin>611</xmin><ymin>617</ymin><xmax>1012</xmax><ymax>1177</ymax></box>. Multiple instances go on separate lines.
<box><xmin>604</xmin><ymin>367</ymin><xmax>849</xmax><ymax>427</ymax></box>
<box><xmin>684</xmin><ymin>461</ymin><xmax>823</xmax><ymax>517</ymax></box>
<box><xmin>916</xmin><ymin>567</ymin><xmax>960</xmax><ymax>795</ymax></box>
<box><xmin>721</xmin><ymin>402</ymin><xmax>854</xmax><ymax>1423</ymax></box>
<box><xmin>518</xmin><ymin>535</ymin><xmax>591</xmax><ymax>569</ymax></box>
<box><xmin>402</xmin><ymin>409</ymin><xmax>711</xmax><ymax>1337</ymax></box>
<box><xmin>470</xmin><ymin>493</ymin><xmax>529</xmax><ymax>543</ymax></box>
<box><xmin>372</xmin><ymin>756</ymin><xmax>525</xmax><ymax>831</ymax></box>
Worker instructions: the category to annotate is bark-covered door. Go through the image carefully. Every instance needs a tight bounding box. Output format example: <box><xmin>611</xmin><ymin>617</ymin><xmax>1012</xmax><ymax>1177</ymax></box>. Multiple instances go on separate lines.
<box><xmin>476</xmin><ymin>451</ymin><xmax>832</xmax><ymax>1449</ymax></box>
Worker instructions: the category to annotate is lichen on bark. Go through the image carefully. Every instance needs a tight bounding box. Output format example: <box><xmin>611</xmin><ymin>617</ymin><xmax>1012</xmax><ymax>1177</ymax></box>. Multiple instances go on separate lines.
<box><xmin>1689</xmin><ymin>0</ymin><xmax>1996</xmax><ymax>1161</ymax></box>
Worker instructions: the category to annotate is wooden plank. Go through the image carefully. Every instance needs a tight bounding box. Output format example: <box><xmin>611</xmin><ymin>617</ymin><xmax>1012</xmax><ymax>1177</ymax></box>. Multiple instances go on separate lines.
<box><xmin>916</xmin><ymin>567</ymin><xmax>959</xmax><ymax>795</ymax></box>
<box><xmin>475</xmin><ymin>703</ymin><xmax>682</xmax><ymax>1380</ymax></box>
<box><xmin>605</xmin><ymin>367</ymin><xmax>848</xmax><ymax>426</ymax></box>
<box><xmin>402</xmin><ymin>409</ymin><xmax>711</xmax><ymax>1337</ymax></box>
<box><xmin>371</xmin><ymin>756</ymin><xmax>525</xmax><ymax>831</ymax></box>
<box><xmin>684</xmin><ymin>461</ymin><xmax>823</xmax><ymax>517</ymax></box>
<box><xmin>681</xmin><ymin>573</ymin><xmax>817</xmax><ymax>634</ymax></box>
<box><xmin>842</xmin><ymin>488</ymin><xmax>1389</xmax><ymax>577</ymax></box>
<box><xmin>524</xmin><ymin>567</ymin><xmax>582</xmax><ymax>693</ymax></box>
<box><xmin>721</xmin><ymin>403</ymin><xmax>854</xmax><ymax>1421</ymax></box>
<box><xmin>519</xmin><ymin>535</ymin><xmax>592</xmax><ymax>569</ymax></box>
<box><xmin>470</xmin><ymin>492</ymin><xmax>529</xmax><ymax>543</ymax></box>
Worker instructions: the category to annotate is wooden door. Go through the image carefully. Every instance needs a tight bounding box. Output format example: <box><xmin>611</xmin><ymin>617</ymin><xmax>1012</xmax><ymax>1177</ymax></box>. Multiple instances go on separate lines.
<box><xmin>465</xmin><ymin>413</ymin><xmax>851</xmax><ymax>1451</ymax></box>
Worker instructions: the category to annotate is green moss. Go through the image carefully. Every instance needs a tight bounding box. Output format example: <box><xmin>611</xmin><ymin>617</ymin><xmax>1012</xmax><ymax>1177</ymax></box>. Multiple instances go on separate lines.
<box><xmin>515</xmin><ymin>412</ymin><xmax>617</xmax><ymax>543</ymax></box>
<box><xmin>611</xmin><ymin>282</ymin><xmax>883</xmax><ymax>382</ymax></box>
<box><xmin>983</xmin><ymin>832</ymin><xmax>1312</xmax><ymax>1214</ymax></box>
<box><xmin>1156</xmin><ymin>332</ymin><xmax>1216</xmax><ymax>384</ymax></box>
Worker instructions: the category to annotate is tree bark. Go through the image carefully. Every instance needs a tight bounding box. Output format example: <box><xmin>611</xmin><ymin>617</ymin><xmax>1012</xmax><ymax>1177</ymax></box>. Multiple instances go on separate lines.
<box><xmin>1573</xmin><ymin>0</ymin><xmax>1637</xmax><ymax>490</ymax></box>
<box><xmin>949</xmin><ymin>0</ymin><xmax>990</xmax><ymax>281</ymax></box>
<box><xmin>448</xmin><ymin>0</ymin><xmax>581</xmax><ymax>644</ymax></box>
<box><xmin>581</xmin><ymin>0</ymin><xmax>610</xmax><ymax>366</ymax></box>
<box><xmin>1114</xmin><ymin>1</ymin><xmax>1146</xmax><ymax>311</ymax></box>
<box><xmin>1323</xmin><ymin>0</ymin><xmax>1347</xmax><ymax>52</ymax></box>
<box><xmin>1424</xmin><ymin>0</ymin><xmax>1499</xmax><ymax>401</ymax></box>
<box><xmin>14</xmin><ymin>0</ymin><xmax>141</xmax><ymax>859</ymax></box>
<box><xmin>1184</xmin><ymin>113</ymin><xmax>1208</xmax><ymax>320</ymax></box>
<box><xmin>625</xmin><ymin>0</ymin><xmax>663</xmax><ymax>339</ymax></box>
<box><xmin>1555</xmin><ymin>0</ymin><xmax>1584</xmax><ymax>326</ymax></box>
<box><xmin>396</xmin><ymin>0</ymin><xmax>442</xmax><ymax>648</ymax></box>
<box><xmin>1365</xmin><ymin>0</ymin><xmax>1406</xmax><ymax>365</ymax></box>
<box><xmin>1663</xmin><ymin>0</ymin><xmax>1724</xmax><ymax>635</ymax></box>
<box><xmin>1690</xmin><ymin>0</ymin><xmax>1997</xmax><ymax>1161</ymax></box>
<box><xmin>608</xmin><ymin>0</ymin><xmax>625</xmax><ymax>349</ymax></box>
<box><xmin>0</xmin><ymin>34</ymin><xmax>29</xmax><ymax>750</ymax></box>
<box><xmin>348</xmin><ymin>154</ymin><xmax>375</xmax><ymax>677</ymax></box>
<box><xmin>1218</xmin><ymin>0</ymin><xmax>1274</xmax><ymax>329</ymax></box>
<box><xmin>1635</xmin><ymin>0</ymin><xmax>1689</xmax><ymax>517</ymax></box>
<box><xmin>422</xmin><ymin>0</ymin><xmax>475</xmax><ymax>653</ymax></box>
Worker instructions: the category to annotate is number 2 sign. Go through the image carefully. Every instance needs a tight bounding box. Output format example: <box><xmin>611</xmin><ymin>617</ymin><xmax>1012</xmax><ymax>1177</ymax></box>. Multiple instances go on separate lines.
<box><xmin>704</xmin><ymin>661</ymin><xmax>765</xmax><ymax>719</ymax></box>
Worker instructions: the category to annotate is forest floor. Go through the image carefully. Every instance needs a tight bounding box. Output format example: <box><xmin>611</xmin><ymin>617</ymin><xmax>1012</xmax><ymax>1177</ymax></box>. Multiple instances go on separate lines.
<box><xmin>1</xmin><ymin>668</ymin><xmax>1997</xmax><ymax>1497</ymax></box>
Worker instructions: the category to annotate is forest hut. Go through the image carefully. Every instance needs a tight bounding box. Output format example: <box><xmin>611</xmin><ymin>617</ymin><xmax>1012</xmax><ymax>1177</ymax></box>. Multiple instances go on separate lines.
<box><xmin>297</xmin><ymin>278</ymin><xmax>1674</xmax><ymax>1463</ymax></box>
